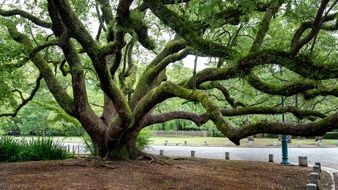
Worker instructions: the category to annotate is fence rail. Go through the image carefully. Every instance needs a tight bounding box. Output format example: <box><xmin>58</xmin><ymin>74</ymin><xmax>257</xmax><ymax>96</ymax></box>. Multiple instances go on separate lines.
<box><xmin>152</xmin><ymin>130</ymin><xmax>208</xmax><ymax>137</ymax></box>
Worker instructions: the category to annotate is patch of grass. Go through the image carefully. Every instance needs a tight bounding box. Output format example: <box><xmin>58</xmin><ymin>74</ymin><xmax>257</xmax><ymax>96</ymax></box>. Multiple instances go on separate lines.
<box><xmin>0</xmin><ymin>136</ymin><xmax>21</xmax><ymax>162</ymax></box>
<box><xmin>0</xmin><ymin>136</ymin><xmax>72</xmax><ymax>162</ymax></box>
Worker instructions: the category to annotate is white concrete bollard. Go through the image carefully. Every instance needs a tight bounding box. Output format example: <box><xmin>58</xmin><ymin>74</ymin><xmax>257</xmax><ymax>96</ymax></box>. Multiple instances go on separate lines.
<box><xmin>306</xmin><ymin>183</ymin><xmax>317</xmax><ymax>190</ymax></box>
<box><xmin>298</xmin><ymin>156</ymin><xmax>308</xmax><ymax>167</ymax></box>
<box><xmin>309</xmin><ymin>172</ymin><xmax>319</xmax><ymax>187</ymax></box>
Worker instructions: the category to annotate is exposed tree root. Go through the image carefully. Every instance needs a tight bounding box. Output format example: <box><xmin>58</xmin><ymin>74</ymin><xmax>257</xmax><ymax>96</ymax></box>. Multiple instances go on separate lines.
<box><xmin>138</xmin><ymin>153</ymin><xmax>173</xmax><ymax>166</ymax></box>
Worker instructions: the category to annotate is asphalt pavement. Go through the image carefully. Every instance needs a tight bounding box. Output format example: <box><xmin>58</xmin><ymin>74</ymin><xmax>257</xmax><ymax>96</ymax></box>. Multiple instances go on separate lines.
<box><xmin>145</xmin><ymin>145</ymin><xmax>338</xmax><ymax>170</ymax></box>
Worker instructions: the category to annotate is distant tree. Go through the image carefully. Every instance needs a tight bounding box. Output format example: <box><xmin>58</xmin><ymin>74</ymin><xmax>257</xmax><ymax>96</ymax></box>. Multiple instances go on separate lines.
<box><xmin>1</xmin><ymin>0</ymin><xmax>338</xmax><ymax>160</ymax></box>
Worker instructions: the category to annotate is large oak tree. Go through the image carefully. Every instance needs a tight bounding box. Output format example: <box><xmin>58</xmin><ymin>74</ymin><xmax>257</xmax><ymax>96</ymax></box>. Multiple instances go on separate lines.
<box><xmin>1</xmin><ymin>0</ymin><xmax>338</xmax><ymax>159</ymax></box>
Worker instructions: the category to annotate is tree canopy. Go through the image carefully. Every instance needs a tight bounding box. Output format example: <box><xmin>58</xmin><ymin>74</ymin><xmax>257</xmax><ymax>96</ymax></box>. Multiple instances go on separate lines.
<box><xmin>1</xmin><ymin>0</ymin><xmax>338</xmax><ymax>159</ymax></box>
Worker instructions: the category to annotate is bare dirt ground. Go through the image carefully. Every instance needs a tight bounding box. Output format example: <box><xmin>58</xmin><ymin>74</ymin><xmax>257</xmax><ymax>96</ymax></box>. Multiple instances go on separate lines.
<box><xmin>0</xmin><ymin>157</ymin><xmax>332</xmax><ymax>190</ymax></box>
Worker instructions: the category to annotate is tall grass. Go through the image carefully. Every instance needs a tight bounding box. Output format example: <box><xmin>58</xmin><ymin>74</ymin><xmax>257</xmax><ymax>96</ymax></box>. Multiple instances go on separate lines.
<box><xmin>0</xmin><ymin>136</ymin><xmax>72</xmax><ymax>162</ymax></box>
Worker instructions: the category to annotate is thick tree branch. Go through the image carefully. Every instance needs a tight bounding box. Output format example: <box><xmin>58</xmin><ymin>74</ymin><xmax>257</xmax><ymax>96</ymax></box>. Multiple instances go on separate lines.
<box><xmin>130</xmin><ymin>37</ymin><xmax>186</xmax><ymax>109</ymax></box>
<box><xmin>246</xmin><ymin>73</ymin><xmax>318</xmax><ymax>96</ymax></box>
<box><xmin>304</xmin><ymin>87</ymin><xmax>338</xmax><ymax>100</ymax></box>
<box><xmin>0</xmin><ymin>9</ymin><xmax>52</xmax><ymax>28</ymax></box>
<box><xmin>143</xmin><ymin>105</ymin><xmax>326</xmax><ymax>127</ymax></box>
<box><xmin>250</xmin><ymin>0</ymin><xmax>283</xmax><ymax>52</ymax></box>
<box><xmin>228</xmin><ymin>112</ymin><xmax>338</xmax><ymax>145</ymax></box>
<box><xmin>144</xmin><ymin>0</ymin><xmax>239</xmax><ymax>59</ymax></box>
<box><xmin>48</xmin><ymin>0</ymin><xmax>132</xmax><ymax>125</ymax></box>
<box><xmin>135</xmin><ymin>81</ymin><xmax>332</xmax><ymax>146</ymax></box>
<box><xmin>50</xmin><ymin>0</ymin><xmax>99</xmax><ymax>58</ymax></box>
<box><xmin>7</xmin><ymin>23</ymin><xmax>74</xmax><ymax>115</ymax></box>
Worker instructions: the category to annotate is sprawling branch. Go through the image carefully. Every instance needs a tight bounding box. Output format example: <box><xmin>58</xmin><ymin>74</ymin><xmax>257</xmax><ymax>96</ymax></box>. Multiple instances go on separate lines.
<box><xmin>199</xmin><ymin>82</ymin><xmax>246</xmax><ymax>108</ymax></box>
<box><xmin>238</xmin><ymin>50</ymin><xmax>338</xmax><ymax>80</ymax></box>
<box><xmin>143</xmin><ymin>105</ymin><xmax>326</xmax><ymax>127</ymax></box>
<box><xmin>130</xmin><ymin>37</ymin><xmax>186</xmax><ymax>109</ymax></box>
<box><xmin>304</xmin><ymin>87</ymin><xmax>338</xmax><ymax>100</ymax></box>
<box><xmin>48</xmin><ymin>0</ymin><xmax>132</xmax><ymax>125</ymax></box>
<box><xmin>0</xmin><ymin>74</ymin><xmax>42</xmax><ymax>118</ymax></box>
<box><xmin>50</xmin><ymin>0</ymin><xmax>99</xmax><ymax>58</ymax></box>
<box><xmin>0</xmin><ymin>9</ymin><xmax>52</xmax><ymax>28</ymax></box>
<box><xmin>246</xmin><ymin>73</ymin><xmax>318</xmax><ymax>96</ymax></box>
<box><xmin>228</xmin><ymin>113</ymin><xmax>338</xmax><ymax>145</ymax></box>
<box><xmin>135</xmin><ymin>82</ymin><xmax>334</xmax><ymax>146</ymax></box>
<box><xmin>250</xmin><ymin>0</ymin><xmax>283</xmax><ymax>52</ymax></box>
<box><xmin>144</xmin><ymin>0</ymin><xmax>239</xmax><ymax>59</ymax></box>
<box><xmin>7</xmin><ymin>23</ymin><xmax>74</xmax><ymax>115</ymax></box>
<box><xmin>291</xmin><ymin>0</ymin><xmax>330</xmax><ymax>54</ymax></box>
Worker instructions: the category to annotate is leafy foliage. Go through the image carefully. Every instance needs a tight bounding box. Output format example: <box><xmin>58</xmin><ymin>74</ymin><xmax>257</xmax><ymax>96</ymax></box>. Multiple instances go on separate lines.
<box><xmin>0</xmin><ymin>136</ymin><xmax>72</xmax><ymax>162</ymax></box>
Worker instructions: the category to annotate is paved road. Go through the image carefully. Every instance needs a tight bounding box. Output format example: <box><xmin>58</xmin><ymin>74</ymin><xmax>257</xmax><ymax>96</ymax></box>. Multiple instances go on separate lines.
<box><xmin>145</xmin><ymin>145</ymin><xmax>338</xmax><ymax>170</ymax></box>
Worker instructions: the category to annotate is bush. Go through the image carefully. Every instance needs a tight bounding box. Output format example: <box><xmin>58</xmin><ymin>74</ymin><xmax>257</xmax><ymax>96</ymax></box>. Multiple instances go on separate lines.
<box><xmin>323</xmin><ymin>132</ymin><xmax>338</xmax><ymax>139</ymax></box>
<box><xmin>0</xmin><ymin>136</ymin><xmax>71</xmax><ymax>162</ymax></box>
<box><xmin>136</xmin><ymin>130</ymin><xmax>151</xmax><ymax>150</ymax></box>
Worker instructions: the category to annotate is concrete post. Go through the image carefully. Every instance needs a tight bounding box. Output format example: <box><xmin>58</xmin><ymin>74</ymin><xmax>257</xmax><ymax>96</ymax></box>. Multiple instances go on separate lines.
<box><xmin>225</xmin><ymin>152</ymin><xmax>230</xmax><ymax>160</ymax></box>
<box><xmin>191</xmin><ymin>151</ymin><xmax>195</xmax><ymax>158</ymax></box>
<box><xmin>269</xmin><ymin>154</ymin><xmax>274</xmax><ymax>162</ymax></box>
<box><xmin>298</xmin><ymin>156</ymin><xmax>308</xmax><ymax>167</ymax></box>
<box><xmin>306</xmin><ymin>183</ymin><xmax>317</xmax><ymax>190</ymax></box>
<box><xmin>313</xmin><ymin>165</ymin><xmax>321</xmax><ymax>179</ymax></box>
<box><xmin>315</xmin><ymin>162</ymin><xmax>321</xmax><ymax>172</ymax></box>
<box><xmin>160</xmin><ymin>149</ymin><xmax>164</xmax><ymax>156</ymax></box>
<box><xmin>309</xmin><ymin>172</ymin><xmax>319</xmax><ymax>187</ymax></box>
<box><xmin>204</xmin><ymin>141</ymin><xmax>208</xmax><ymax>146</ymax></box>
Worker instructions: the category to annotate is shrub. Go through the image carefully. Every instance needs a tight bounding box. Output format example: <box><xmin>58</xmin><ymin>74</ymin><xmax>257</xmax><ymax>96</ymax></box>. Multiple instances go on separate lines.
<box><xmin>323</xmin><ymin>132</ymin><xmax>338</xmax><ymax>139</ymax></box>
<box><xmin>0</xmin><ymin>136</ymin><xmax>71</xmax><ymax>162</ymax></box>
<box><xmin>23</xmin><ymin>138</ymin><xmax>71</xmax><ymax>161</ymax></box>
<box><xmin>136</xmin><ymin>130</ymin><xmax>151</xmax><ymax>150</ymax></box>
